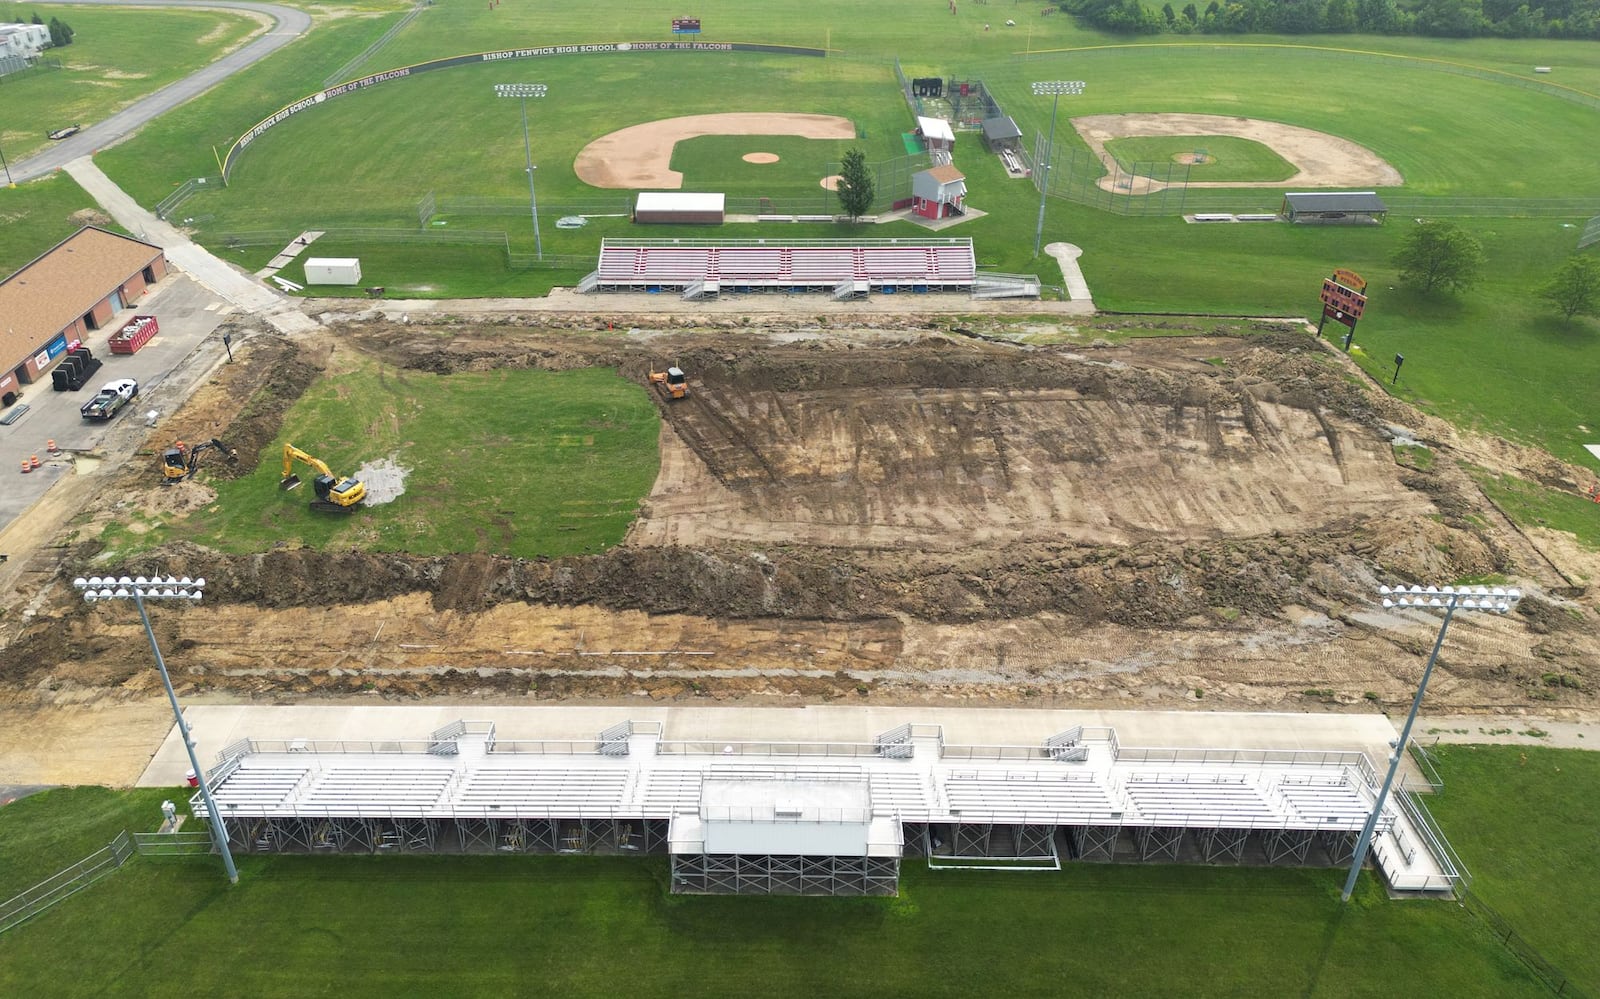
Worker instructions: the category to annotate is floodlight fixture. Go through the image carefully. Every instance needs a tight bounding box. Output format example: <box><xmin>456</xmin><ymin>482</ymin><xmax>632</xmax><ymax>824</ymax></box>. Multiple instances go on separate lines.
<box><xmin>1030</xmin><ymin>81</ymin><xmax>1087</xmax><ymax>258</ymax></box>
<box><xmin>495</xmin><ymin>84</ymin><xmax>549</xmax><ymax>260</ymax></box>
<box><xmin>74</xmin><ymin>572</ymin><xmax>236</xmax><ymax>884</ymax></box>
<box><xmin>1340</xmin><ymin>582</ymin><xmax>1522</xmax><ymax>902</ymax></box>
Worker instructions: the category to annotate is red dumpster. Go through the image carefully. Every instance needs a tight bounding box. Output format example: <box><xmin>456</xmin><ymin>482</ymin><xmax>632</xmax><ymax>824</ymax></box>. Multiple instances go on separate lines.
<box><xmin>109</xmin><ymin>316</ymin><xmax>159</xmax><ymax>355</ymax></box>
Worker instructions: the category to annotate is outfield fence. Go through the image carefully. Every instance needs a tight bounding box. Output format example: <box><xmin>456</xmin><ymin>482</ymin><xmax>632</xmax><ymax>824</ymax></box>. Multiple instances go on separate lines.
<box><xmin>155</xmin><ymin>177</ymin><xmax>223</xmax><ymax>221</ymax></box>
<box><xmin>324</xmin><ymin>0</ymin><xmax>429</xmax><ymax>88</ymax></box>
<box><xmin>1579</xmin><ymin>216</ymin><xmax>1600</xmax><ymax>250</ymax></box>
<box><xmin>0</xmin><ymin>831</ymin><xmax>135</xmax><ymax>936</ymax></box>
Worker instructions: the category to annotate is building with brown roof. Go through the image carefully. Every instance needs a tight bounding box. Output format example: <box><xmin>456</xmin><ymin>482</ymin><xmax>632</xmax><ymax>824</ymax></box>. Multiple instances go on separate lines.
<box><xmin>0</xmin><ymin>226</ymin><xmax>166</xmax><ymax>406</ymax></box>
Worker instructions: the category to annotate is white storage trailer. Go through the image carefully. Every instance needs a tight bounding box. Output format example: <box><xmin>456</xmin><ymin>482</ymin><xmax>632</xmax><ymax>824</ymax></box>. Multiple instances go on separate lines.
<box><xmin>303</xmin><ymin>257</ymin><xmax>363</xmax><ymax>286</ymax></box>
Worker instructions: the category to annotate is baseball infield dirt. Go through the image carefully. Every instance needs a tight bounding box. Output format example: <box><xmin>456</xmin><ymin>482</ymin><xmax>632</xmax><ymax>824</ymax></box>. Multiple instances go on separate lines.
<box><xmin>1071</xmin><ymin>113</ymin><xmax>1403</xmax><ymax>194</ymax></box>
<box><xmin>574</xmin><ymin>113</ymin><xmax>855</xmax><ymax>189</ymax></box>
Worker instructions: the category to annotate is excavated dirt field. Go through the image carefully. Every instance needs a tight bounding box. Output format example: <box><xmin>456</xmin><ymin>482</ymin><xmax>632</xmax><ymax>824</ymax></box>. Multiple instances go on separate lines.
<box><xmin>2</xmin><ymin>316</ymin><xmax>1598</xmax><ymax>732</ymax></box>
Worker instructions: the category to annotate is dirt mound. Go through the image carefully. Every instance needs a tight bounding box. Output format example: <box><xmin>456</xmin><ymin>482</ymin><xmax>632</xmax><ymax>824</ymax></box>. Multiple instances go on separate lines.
<box><xmin>5</xmin><ymin>320</ymin><xmax>1596</xmax><ymax>717</ymax></box>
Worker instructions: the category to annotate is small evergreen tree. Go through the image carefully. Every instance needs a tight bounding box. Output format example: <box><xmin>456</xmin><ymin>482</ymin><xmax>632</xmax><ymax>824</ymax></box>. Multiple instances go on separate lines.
<box><xmin>836</xmin><ymin>148</ymin><xmax>874</xmax><ymax>222</ymax></box>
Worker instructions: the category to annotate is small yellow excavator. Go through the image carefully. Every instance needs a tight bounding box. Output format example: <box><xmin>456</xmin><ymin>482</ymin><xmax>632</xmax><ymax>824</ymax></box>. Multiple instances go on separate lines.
<box><xmin>279</xmin><ymin>443</ymin><xmax>366</xmax><ymax>513</ymax></box>
<box><xmin>648</xmin><ymin>362</ymin><xmax>689</xmax><ymax>400</ymax></box>
<box><xmin>161</xmin><ymin>438</ymin><xmax>238</xmax><ymax>484</ymax></box>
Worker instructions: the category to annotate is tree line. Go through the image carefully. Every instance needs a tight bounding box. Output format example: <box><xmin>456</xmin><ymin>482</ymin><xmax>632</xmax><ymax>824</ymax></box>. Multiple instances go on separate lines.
<box><xmin>23</xmin><ymin>11</ymin><xmax>76</xmax><ymax>47</ymax></box>
<box><xmin>1062</xmin><ymin>0</ymin><xmax>1600</xmax><ymax>39</ymax></box>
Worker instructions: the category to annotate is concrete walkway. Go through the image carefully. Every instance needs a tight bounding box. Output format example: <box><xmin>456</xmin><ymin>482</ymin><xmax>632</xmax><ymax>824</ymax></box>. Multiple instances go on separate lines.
<box><xmin>1044</xmin><ymin>242</ymin><xmax>1094</xmax><ymax>307</ymax></box>
<box><xmin>62</xmin><ymin>158</ymin><xmax>315</xmax><ymax>334</ymax></box>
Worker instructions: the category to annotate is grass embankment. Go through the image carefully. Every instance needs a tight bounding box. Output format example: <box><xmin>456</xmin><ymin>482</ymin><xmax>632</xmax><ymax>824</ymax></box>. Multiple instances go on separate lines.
<box><xmin>101</xmin><ymin>362</ymin><xmax>660</xmax><ymax>559</ymax></box>
<box><xmin>1424</xmin><ymin>743</ymin><xmax>1600</xmax><ymax>992</ymax></box>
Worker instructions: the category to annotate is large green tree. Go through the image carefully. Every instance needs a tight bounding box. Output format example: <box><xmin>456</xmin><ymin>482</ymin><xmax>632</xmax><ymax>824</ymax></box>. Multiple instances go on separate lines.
<box><xmin>1392</xmin><ymin>220</ymin><xmax>1485</xmax><ymax>294</ymax></box>
<box><xmin>1541</xmin><ymin>254</ymin><xmax>1600</xmax><ymax>322</ymax></box>
<box><xmin>836</xmin><ymin>148</ymin><xmax>874</xmax><ymax>223</ymax></box>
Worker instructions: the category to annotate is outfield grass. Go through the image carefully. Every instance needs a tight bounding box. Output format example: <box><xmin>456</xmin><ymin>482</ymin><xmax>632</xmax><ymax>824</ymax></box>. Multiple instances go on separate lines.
<box><xmin>1103</xmin><ymin>135</ymin><xmax>1296</xmax><ymax>183</ymax></box>
<box><xmin>101</xmin><ymin>362</ymin><xmax>660</xmax><ymax>559</ymax></box>
<box><xmin>1423</xmin><ymin>744</ymin><xmax>1600</xmax><ymax>992</ymax></box>
<box><xmin>0</xmin><ymin>6</ymin><xmax>262</xmax><ymax>162</ymax></box>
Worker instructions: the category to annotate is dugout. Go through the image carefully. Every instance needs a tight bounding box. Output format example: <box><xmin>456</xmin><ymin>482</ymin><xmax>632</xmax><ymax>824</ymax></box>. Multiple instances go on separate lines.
<box><xmin>980</xmin><ymin>116</ymin><xmax>1021</xmax><ymax>152</ymax></box>
<box><xmin>915</xmin><ymin>116</ymin><xmax>955</xmax><ymax>153</ymax></box>
<box><xmin>634</xmin><ymin>192</ymin><xmax>726</xmax><ymax>225</ymax></box>
<box><xmin>1281</xmin><ymin>192</ymin><xmax>1388</xmax><ymax>225</ymax></box>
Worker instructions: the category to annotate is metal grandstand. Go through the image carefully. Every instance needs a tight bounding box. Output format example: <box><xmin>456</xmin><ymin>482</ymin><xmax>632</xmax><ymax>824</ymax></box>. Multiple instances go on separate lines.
<box><xmin>577</xmin><ymin>237</ymin><xmax>1038</xmax><ymax>301</ymax></box>
<box><xmin>192</xmin><ymin>717</ymin><xmax>1457</xmax><ymax>897</ymax></box>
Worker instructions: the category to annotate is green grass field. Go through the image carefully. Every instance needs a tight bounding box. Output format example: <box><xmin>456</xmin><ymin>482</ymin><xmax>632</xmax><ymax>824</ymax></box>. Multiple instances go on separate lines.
<box><xmin>0</xmin><ymin>173</ymin><xmax>100</xmax><ymax>274</ymax></box>
<box><xmin>1103</xmin><ymin>135</ymin><xmax>1296</xmax><ymax>182</ymax></box>
<box><xmin>0</xmin><ymin>6</ymin><xmax>262</xmax><ymax>161</ymax></box>
<box><xmin>7</xmin><ymin>746</ymin><xmax>1595</xmax><ymax>997</ymax></box>
<box><xmin>100</xmin><ymin>361</ymin><xmax>660</xmax><ymax>560</ymax></box>
<box><xmin>1423</xmin><ymin>743</ymin><xmax>1600</xmax><ymax>992</ymax></box>
<box><xmin>670</xmin><ymin>134</ymin><xmax>855</xmax><ymax>196</ymax></box>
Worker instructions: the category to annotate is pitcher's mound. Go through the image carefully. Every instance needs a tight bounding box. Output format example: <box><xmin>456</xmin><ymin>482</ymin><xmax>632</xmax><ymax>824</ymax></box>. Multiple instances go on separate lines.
<box><xmin>820</xmin><ymin>174</ymin><xmax>843</xmax><ymax>191</ymax></box>
<box><xmin>1175</xmin><ymin>152</ymin><xmax>1214</xmax><ymax>165</ymax></box>
<box><xmin>743</xmin><ymin>152</ymin><xmax>780</xmax><ymax>164</ymax></box>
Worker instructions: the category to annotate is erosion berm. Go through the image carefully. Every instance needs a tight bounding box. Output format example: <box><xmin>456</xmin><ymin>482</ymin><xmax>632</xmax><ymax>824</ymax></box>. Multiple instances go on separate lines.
<box><xmin>1</xmin><ymin>313</ymin><xmax>1595</xmax><ymax>722</ymax></box>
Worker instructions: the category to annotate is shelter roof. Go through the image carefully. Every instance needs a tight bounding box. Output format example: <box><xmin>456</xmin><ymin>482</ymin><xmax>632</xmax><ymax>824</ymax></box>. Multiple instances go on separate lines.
<box><xmin>981</xmin><ymin>116</ymin><xmax>1021</xmax><ymax>141</ymax></box>
<box><xmin>916</xmin><ymin>116</ymin><xmax>955</xmax><ymax>142</ymax></box>
<box><xmin>1282</xmin><ymin>192</ymin><xmax>1388</xmax><ymax>213</ymax></box>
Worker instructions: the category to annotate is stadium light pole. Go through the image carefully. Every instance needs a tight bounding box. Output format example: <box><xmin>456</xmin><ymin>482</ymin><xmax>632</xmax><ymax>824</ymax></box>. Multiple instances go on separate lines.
<box><xmin>1030</xmin><ymin>80</ymin><xmax>1085</xmax><ymax>258</ymax></box>
<box><xmin>1340</xmin><ymin>583</ymin><xmax>1521</xmax><ymax>903</ymax></box>
<box><xmin>73</xmin><ymin>573</ymin><xmax>239</xmax><ymax>885</ymax></box>
<box><xmin>495</xmin><ymin>83</ymin><xmax>548</xmax><ymax>261</ymax></box>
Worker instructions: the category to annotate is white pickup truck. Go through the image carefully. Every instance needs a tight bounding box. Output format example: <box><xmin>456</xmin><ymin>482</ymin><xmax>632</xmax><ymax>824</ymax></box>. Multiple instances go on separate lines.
<box><xmin>80</xmin><ymin>378</ymin><xmax>139</xmax><ymax>421</ymax></box>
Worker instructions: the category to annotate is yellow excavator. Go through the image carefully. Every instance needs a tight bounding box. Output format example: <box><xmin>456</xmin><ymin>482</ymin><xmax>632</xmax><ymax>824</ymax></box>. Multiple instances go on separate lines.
<box><xmin>279</xmin><ymin>443</ymin><xmax>366</xmax><ymax>513</ymax></box>
<box><xmin>161</xmin><ymin>438</ymin><xmax>238</xmax><ymax>484</ymax></box>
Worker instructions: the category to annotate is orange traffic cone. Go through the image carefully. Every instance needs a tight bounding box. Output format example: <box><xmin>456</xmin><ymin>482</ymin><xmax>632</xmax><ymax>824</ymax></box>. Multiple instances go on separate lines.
<box><xmin>30</xmin><ymin>455</ymin><xmax>41</xmax><ymax>469</ymax></box>
<box><xmin>20</xmin><ymin>459</ymin><xmax>30</xmax><ymax>474</ymax></box>
<box><xmin>46</xmin><ymin>439</ymin><xmax>57</xmax><ymax>453</ymax></box>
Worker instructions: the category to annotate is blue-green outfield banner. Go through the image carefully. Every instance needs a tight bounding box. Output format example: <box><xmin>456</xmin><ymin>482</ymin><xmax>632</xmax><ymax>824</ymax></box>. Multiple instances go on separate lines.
<box><xmin>223</xmin><ymin>42</ymin><xmax>827</xmax><ymax>182</ymax></box>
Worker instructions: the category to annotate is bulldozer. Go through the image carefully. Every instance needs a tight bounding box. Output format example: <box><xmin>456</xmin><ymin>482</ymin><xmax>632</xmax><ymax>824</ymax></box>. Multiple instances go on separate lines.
<box><xmin>279</xmin><ymin>443</ymin><xmax>367</xmax><ymax>513</ymax></box>
<box><xmin>648</xmin><ymin>363</ymin><xmax>689</xmax><ymax>400</ymax></box>
<box><xmin>161</xmin><ymin>438</ymin><xmax>238</xmax><ymax>484</ymax></box>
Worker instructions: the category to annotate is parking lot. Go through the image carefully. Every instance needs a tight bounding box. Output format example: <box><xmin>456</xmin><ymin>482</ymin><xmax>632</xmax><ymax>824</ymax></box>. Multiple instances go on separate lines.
<box><xmin>0</xmin><ymin>274</ymin><xmax>239</xmax><ymax>530</ymax></box>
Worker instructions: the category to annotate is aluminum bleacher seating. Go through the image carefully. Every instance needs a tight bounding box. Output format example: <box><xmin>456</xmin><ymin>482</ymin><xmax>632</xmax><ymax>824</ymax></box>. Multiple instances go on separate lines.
<box><xmin>1120</xmin><ymin>772</ymin><xmax>1281</xmax><ymax>825</ymax></box>
<box><xmin>942</xmin><ymin>769</ymin><xmax>1117</xmax><ymax>823</ymax></box>
<box><xmin>457</xmin><ymin>768</ymin><xmax>630</xmax><ymax>815</ymax></box>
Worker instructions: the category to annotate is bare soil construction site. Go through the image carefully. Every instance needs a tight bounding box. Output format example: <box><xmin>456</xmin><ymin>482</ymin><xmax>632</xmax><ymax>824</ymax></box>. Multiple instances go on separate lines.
<box><xmin>2</xmin><ymin>316</ymin><xmax>1597</xmax><ymax>743</ymax></box>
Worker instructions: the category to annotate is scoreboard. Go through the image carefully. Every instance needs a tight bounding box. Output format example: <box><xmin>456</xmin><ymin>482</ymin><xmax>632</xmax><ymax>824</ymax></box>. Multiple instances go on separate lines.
<box><xmin>672</xmin><ymin>17</ymin><xmax>701</xmax><ymax>33</ymax></box>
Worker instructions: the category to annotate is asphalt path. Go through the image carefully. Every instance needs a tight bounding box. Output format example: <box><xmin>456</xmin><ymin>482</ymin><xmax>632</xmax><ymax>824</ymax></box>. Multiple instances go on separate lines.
<box><xmin>11</xmin><ymin>0</ymin><xmax>312</xmax><ymax>183</ymax></box>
